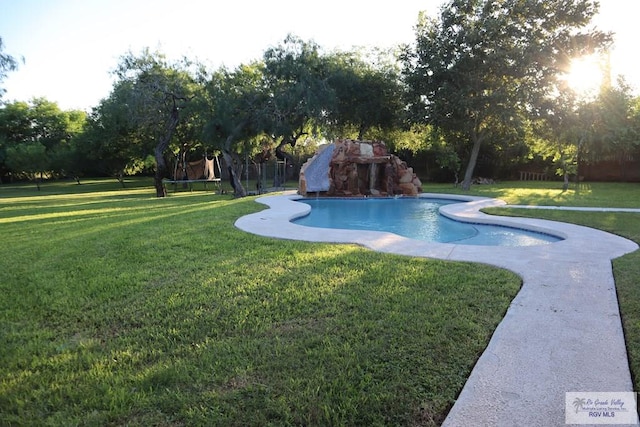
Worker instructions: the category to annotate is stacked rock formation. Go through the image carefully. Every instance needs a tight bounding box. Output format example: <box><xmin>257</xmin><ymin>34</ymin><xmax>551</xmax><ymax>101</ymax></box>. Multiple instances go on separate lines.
<box><xmin>298</xmin><ymin>139</ymin><xmax>422</xmax><ymax>197</ymax></box>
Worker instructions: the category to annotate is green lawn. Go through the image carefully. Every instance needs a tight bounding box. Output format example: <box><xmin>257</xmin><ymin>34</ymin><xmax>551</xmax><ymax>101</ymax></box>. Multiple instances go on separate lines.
<box><xmin>0</xmin><ymin>178</ymin><xmax>520</xmax><ymax>426</ymax></box>
<box><xmin>1</xmin><ymin>178</ymin><xmax>638</xmax><ymax>426</ymax></box>
<box><xmin>423</xmin><ymin>180</ymin><xmax>640</xmax><ymax>208</ymax></box>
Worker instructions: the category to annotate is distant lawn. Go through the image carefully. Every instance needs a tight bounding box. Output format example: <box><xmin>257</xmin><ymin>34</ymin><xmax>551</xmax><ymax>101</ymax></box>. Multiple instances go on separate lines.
<box><xmin>423</xmin><ymin>180</ymin><xmax>640</xmax><ymax>208</ymax></box>
<box><xmin>0</xmin><ymin>178</ymin><xmax>520</xmax><ymax>426</ymax></box>
<box><xmin>1</xmin><ymin>177</ymin><xmax>638</xmax><ymax>426</ymax></box>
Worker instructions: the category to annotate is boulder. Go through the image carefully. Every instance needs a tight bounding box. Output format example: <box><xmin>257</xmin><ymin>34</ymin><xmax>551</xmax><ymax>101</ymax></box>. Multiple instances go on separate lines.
<box><xmin>300</xmin><ymin>139</ymin><xmax>422</xmax><ymax>197</ymax></box>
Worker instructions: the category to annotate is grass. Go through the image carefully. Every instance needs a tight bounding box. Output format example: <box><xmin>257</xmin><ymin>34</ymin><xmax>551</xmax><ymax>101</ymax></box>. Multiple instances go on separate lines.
<box><xmin>0</xmin><ymin>178</ymin><xmax>520</xmax><ymax>426</ymax></box>
<box><xmin>2</xmin><ymin>178</ymin><xmax>639</xmax><ymax>426</ymax></box>
<box><xmin>423</xmin><ymin>180</ymin><xmax>640</xmax><ymax>208</ymax></box>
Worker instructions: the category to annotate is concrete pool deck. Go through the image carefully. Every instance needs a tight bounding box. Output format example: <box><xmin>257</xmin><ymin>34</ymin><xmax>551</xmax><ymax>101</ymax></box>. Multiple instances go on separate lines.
<box><xmin>234</xmin><ymin>192</ymin><xmax>640</xmax><ymax>426</ymax></box>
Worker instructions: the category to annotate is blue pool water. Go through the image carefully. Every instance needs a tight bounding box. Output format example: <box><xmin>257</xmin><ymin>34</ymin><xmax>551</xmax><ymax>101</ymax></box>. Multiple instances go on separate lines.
<box><xmin>293</xmin><ymin>198</ymin><xmax>562</xmax><ymax>246</ymax></box>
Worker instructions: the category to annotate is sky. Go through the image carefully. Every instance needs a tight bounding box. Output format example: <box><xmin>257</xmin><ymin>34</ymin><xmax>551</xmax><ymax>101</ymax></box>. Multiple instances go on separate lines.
<box><xmin>1</xmin><ymin>0</ymin><xmax>638</xmax><ymax>111</ymax></box>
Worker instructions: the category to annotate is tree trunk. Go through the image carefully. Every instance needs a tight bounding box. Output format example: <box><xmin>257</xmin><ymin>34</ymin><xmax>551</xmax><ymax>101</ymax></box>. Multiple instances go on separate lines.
<box><xmin>117</xmin><ymin>172</ymin><xmax>126</xmax><ymax>188</ymax></box>
<box><xmin>461</xmin><ymin>135</ymin><xmax>483</xmax><ymax>191</ymax></box>
<box><xmin>222</xmin><ymin>149</ymin><xmax>246</xmax><ymax>197</ymax></box>
<box><xmin>153</xmin><ymin>146</ymin><xmax>167</xmax><ymax>197</ymax></box>
<box><xmin>357</xmin><ymin>123</ymin><xmax>367</xmax><ymax>140</ymax></box>
<box><xmin>220</xmin><ymin>121</ymin><xmax>251</xmax><ymax>197</ymax></box>
<box><xmin>153</xmin><ymin>105</ymin><xmax>181</xmax><ymax>198</ymax></box>
<box><xmin>576</xmin><ymin>135</ymin><xmax>583</xmax><ymax>188</ymax></box>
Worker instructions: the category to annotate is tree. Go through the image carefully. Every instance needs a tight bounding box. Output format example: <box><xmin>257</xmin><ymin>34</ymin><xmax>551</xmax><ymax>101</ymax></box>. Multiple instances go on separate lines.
<box><xmin>530</xmin><ymin>91</ymin><xmax>585</xmax><ymax>190</ymax></box>
<box><xmin>532</xmin><ymin>76</ymin><xmax>640</xmax><ymax>184</ymax></box>
<box><xmin>202</xmin><ymin>64</ymin><xmax>266</xmax><ymax>197</ymax></box>
<box><xmin>79</xmin><ymin>81</ymin><xmax>146</xmax><ymax>184</ymax></box>
<box><xmin>403</xmin><ymin>0</ymin><xmax>611</xmax><ymax>190</ymax></box>
<box><xmin>326</xmin><ymin>48</ymin><xmax>404</xmax><ymax>141</ymax></box>
<box><xmin>0</xmin><ymin>101</ymin><xmax>31</xmax><ymax>180</ymax></box>
<box><xmin>5</xmin><ymin>142</ymin><xmax>48</xmax><ymax>189</ymax></box>
<box><xmin>261</xmin><ymin>35</ymin><xmax>335</xmax><ymax>182</ymax></box>
<box><xmin>0</xmin><ymin>37</ymin><xmax>21</xmax><ymax>100</ymax></box>
<box><xmin>592</xmin><ymin>78</ymin><xmax>639</xmax><ymax>180</ymax></box>
<box><xmin>0</xmin><ymin>98</ymin><xmax>86</xmax><ymax>181</ymax></box>
<box><xmin>49</xmin><ymin>109</ymin><xmax>86</xmax><ymax>181</ymax></box>
<box><xmin>113</xmin><ymin>49</ymin><xmax>199</xmax><ymax>197</ymax></box>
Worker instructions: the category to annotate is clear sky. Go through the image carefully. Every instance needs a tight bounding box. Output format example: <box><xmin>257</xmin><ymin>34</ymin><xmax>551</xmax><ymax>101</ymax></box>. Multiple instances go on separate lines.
<box><xmin>0</xmin><ymin>0</ymin><xmax>637</xmax><ymax>111</ymax></box>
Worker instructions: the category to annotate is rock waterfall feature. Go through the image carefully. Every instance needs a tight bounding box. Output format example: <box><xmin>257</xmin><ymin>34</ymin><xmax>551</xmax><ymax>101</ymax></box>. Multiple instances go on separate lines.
<box><xmin>298</xmin><ymin>140</ymin><xmax>422</xmax><ymax>197</ymax></box>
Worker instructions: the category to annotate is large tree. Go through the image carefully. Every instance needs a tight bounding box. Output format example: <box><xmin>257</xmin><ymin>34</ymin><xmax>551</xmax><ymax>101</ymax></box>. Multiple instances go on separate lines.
<box><xmin>403</xmin><ymin>0</ymin><xmax>611</xmax><ymax>189</ymax></box>
<box><xmin>0</xmin><ymin>101</ymin><xmax>31</xmax><ymax>179</ymax></box>
<box><xmin>261</xmin><ymin>35</ymin><xmax>335</xmax><ymax>181</ymax></box>
<box><xmin>530</xmin><ymin>87</ymin><xmax>586</xmax><ymax>190</ymax></box>
<box><xmin>202</xmin><ymin>64</ymin><xmax>267</xmax><ymax>197</ymax></box>
<box><xmin>4</xmin><ymin>141</ymin><xmax>48</xmax><ymax>189</ymax></box>
<box><xmin>113</xmin><ymin>49</ymin><xmax>199</xmax><ymax>197</ymax></box>
<box><xmin>79</xmin><ymin>81</ymin><xmax>146</xmax><ymax>184</ymax></box>
<box><xmin>0</xmin><ymin>98</ymin><xmax>86</xmax><ymax>181</ymax></box>
<box><xmin>592</xmin><ymin>78</ymin><xmax>639</xmax><ymax>180</ymax></box>
<box><xmin>326</xmin><ymin>48</ymin><xmax>404</xmax><ymax>141</ymax></box>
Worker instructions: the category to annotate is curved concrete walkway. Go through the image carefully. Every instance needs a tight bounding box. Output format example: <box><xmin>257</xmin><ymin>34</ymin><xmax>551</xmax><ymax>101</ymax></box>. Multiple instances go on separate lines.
<box><xmin>235</xmin><ymin>193</ymin><xmax>640</xmax><ymax>426</ymax></box>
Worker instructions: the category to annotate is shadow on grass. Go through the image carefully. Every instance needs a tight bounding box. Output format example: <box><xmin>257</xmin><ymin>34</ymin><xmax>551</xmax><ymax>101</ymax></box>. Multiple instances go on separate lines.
<box><xmin>0</xmin><ymin>188</ymin><xmax>521</xmax><ymax>426</ymax></box>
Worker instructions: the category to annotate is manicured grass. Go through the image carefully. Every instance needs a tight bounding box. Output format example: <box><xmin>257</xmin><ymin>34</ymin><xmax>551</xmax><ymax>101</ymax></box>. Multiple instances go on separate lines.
<box><xmin>0</xmin><ymin>178</ymin><xmax>521</xmax><ymax>426</ymax></box>
<box><xmin>423</xmin><ymin>180</ymin><xmax>640</xmax><ymax>208</ymax></box>
<box><xmin>3</xmin><ymin>178</ymin><xmax>638</xmax><ymax>425</ymax></box>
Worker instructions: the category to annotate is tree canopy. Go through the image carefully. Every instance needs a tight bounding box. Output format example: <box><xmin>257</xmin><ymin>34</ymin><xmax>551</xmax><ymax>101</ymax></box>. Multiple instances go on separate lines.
<box><xmin>2</xmin><ymin>7</ymin><xmax>640</xmax><ymax>192</ymax></box>
<box><xmin>261</xmin><ymin>35</ymin><xmax>334</xmax><ymax>176</ymax></box>
<box><xmin>110</xmin><ymin>49</ymin><xmax>200</xmax><ymax>196</ymax></box>
<box><xmin>0</xmin><ymin>98</ymin><xmax>85</xmax><ymax>184</ymax></box>
<box><xmin>402</xmin><ymin>0</ymin><xmax>612</xmax><ymax>189</ymax></box>
<box><xmin>202</xmin><ymin>63</ymin><xmax>268</xmax><ymax>197</ymax></box>
<box><xmin>0</xmin><ymin>37</ymin><xmax>20</xmax><ymax>100</ymax></box>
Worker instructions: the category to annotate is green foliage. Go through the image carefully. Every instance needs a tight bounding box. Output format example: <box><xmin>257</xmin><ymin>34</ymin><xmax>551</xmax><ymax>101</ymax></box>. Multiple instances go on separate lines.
<box><xmin>0</xmin><ymin>37</ymin><xmax>20</xmax><ymax>99</ymax></box>
<box><xmin>262</xmin><ymin>35</ymin><xmax>334</xmax><ymax>142</ymax></box>
<box><xmin>4</xmin><ymin>141</ymin><xmax>48</xmax><ymax>187</ymax></box>
<box><xmin>5</xmin><ymin>25</ymin><xmax>640</xmax><ymax>191</ymax></box>
<box><xmin>259</xmin><ymin>35</ymin><xmax>338</xmax><ymax>187</ymax></box>
<box><xmin>325</xmin><ymin>48</ymin><xmax>404</xmax><ymax>140</ymax></box>
<box><xmin>529</xmin><ymin>77</ymin><xmax>640</xmax><ymax>184</ymax></box>
<box><xmin>80</xmin><ymin>80</ymin><xmax>146</xmax><ymax>179</ymax></box>
<box><xmin>202</xmin><ymin>63</ymin><xmax>268</xmax><ymax>196</ymax></box>
<box><xmin>0</xmin><ymin>99</ymin><xmax>86</xmax><ymax>180</ymax></box>
<box><xmin>202</xmin><ymin>64</ymin><xmax>266</xmax><ymax>147</ymax></box>
<box><xmin>199</xmin><ymin>37</ymin><xmax>419</xmax><ymax>196</ymax></box>
<box><xmin>584</xmin><ymin>79</ymin><xmax>640</xmax><ymax>180</ymax></box>
<box><xmin>402</xmin><ymin>0</ymin><xmax>611</xmax><ymax>189</ymax></box>
<box><xmin>107</xmin><ymin>48</ymin><xmax>203</xmax><ymax>195</ymax></box>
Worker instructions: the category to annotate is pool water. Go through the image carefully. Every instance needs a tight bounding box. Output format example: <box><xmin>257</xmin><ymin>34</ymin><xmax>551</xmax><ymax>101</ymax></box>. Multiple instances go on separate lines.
<box><xmin>293</xmin><ymin>198</ymin><xmax>562</xmax><ymax>246</ymax></box>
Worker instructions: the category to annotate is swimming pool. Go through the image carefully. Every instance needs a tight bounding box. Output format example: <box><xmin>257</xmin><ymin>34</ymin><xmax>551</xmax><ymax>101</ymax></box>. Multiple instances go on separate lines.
<box><xmin>292</xmin><ymin>197</ymin><xmax>562</xmax><ymax>246</ymax></box>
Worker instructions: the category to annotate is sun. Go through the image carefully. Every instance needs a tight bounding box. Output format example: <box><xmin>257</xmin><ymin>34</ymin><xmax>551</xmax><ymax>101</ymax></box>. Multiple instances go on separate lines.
<box><xmin>564</xmin><ymin>54</ymin><xmax>605</xmax><ymax>96</ymax></box>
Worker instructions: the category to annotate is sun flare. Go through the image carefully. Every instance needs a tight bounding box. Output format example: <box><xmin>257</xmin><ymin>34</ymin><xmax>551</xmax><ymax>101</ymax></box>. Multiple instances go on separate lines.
<box><xmin>564</xmin><ymin>54</ymin><xmax>605</xmax><ymax>95</ymax></box>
